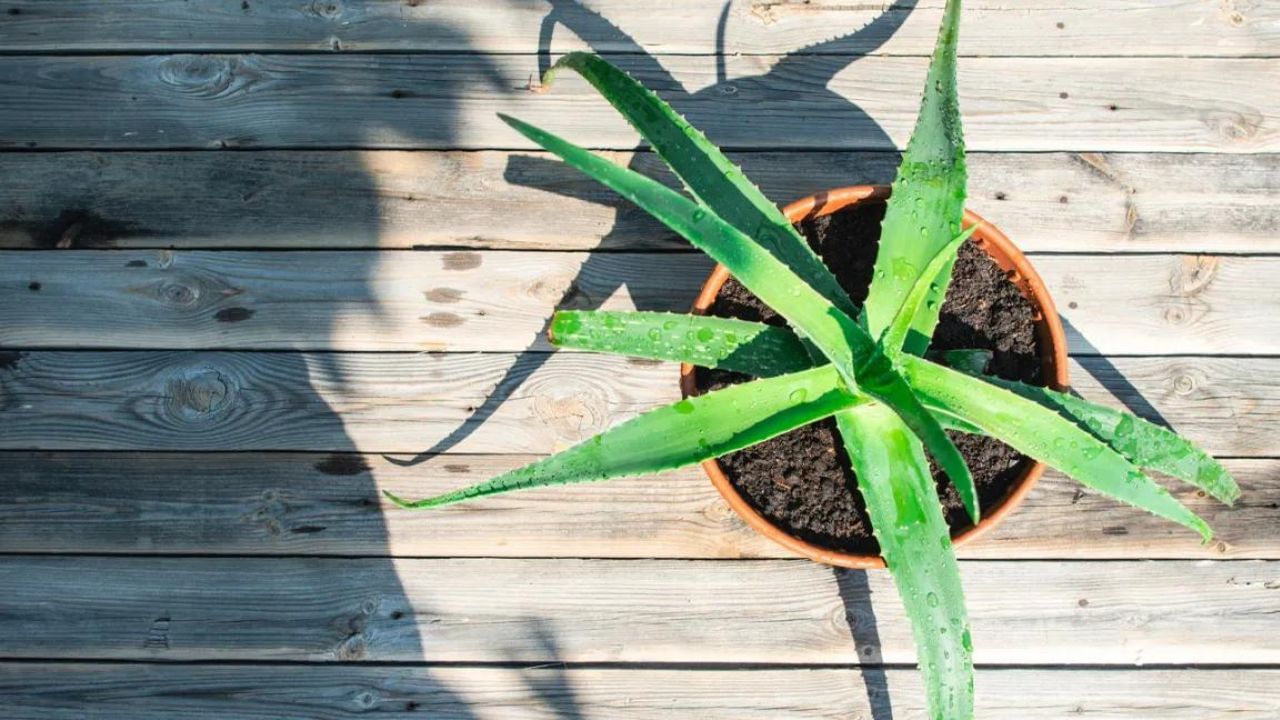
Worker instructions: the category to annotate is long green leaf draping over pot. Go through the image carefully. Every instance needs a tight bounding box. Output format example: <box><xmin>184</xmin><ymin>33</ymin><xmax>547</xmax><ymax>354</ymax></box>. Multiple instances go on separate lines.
<box><xmin>498</xmin><ymin>111</ymin><xmax>978</xmax><ymax>524</ymax></box>
<box><xmin>385</xmin><ymin>364</ymin><xmax>856</xmax><ymax>509</ymax></box>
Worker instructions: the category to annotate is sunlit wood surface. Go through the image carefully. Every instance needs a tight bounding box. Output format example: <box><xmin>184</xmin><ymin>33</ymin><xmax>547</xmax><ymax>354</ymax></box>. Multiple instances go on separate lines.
<box><xmin>1</xmin><ymin>1</ymin><xmax>1277</xmax><ymax>717</ymax></box>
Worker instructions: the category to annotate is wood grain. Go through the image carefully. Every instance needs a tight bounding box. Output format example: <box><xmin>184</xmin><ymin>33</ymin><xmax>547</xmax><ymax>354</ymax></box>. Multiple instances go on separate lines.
<box><xmin>0</xmin><ymin>352</ymin><xmax>1273</xmax><ymax>456</ymax></box>
<box><xmin>2</xmin><ymin>151</ymin><xmax>1275</xmax><ymax>252</ymax></box>
<box><xmin>1</xmin><ymin>452</ymin><xmax>1273</xmax><ymax>559</ymax></box>
<box><xmin>0</xmin><ymin>0</ymin><xmax>1274</xmax><ymax>57</ymax></box>
<box><xmin>0</xmin><ymin>55</ymin><xmax>1275</xmax><ymax>152</ymax></box>
<box><xmin>4</xmin><ymin>250</ymin><xmax>1276</xmax><ymax>355</ymax></box>
<box><xmin>0</xmin><ymin>555</ymin><xmax>1276</xmax><ymax>664</ymax></box>
<box><xmin>1</xmin><ymin>664</ymin><xmax>1276</xmax><ymax>720</ymax></box>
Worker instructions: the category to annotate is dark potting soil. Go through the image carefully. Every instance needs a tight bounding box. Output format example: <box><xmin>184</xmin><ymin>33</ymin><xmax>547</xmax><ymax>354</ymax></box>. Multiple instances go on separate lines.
<box><xmin>692</xmin><ymin>201</ymin><xmax>1044</xmax><ymax>555</ymax></box>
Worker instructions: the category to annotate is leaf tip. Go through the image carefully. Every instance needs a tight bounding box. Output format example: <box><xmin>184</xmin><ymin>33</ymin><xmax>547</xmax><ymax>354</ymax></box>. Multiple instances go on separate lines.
<box><xmin>381</xmin><ymin>489</ymin><xmax>418</xmax><ymax>509</ymax></box>
<box><xmin>541</xmin><ymin>51</ymin><xmax>590</xmax><ymax>89</ymax></box>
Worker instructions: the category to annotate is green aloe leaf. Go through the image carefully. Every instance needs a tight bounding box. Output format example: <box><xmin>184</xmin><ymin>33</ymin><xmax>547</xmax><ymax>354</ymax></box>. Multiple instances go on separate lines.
<box><xmin>501</xmin><ymin>112</ymin><xmax>978</xmax><ymax>521</ymax></box>
<box><xmin>542</xmin><ymin>51</ymin><xmax>859</xmax><ymax>320</ymax></box>
<box><xmin>865</xmin><ymin>0</ymin><xmax>967</xmax><ymax>355</ymax></box>
<box><xmin>384</xmin><ymin>365</ymin><xmax>858</xmax><ymax>508</ymax></box>
<box><xmin>939</xmin><ymin>350</ymin><xmax>1239</xmax><ymax>505</ymax></box>
<box><xmin>550</xmin><ymin>310</ymin><xmax>812</xmax><ymax>377</ymax></box>
<box><xmin>902</xmin><ymin>355</ymin><xmax>1213</xmax><ymax>541</ymax></box>
<box><xmin>552</xmin><ymin>312</ymin><xmax>978</xmax><ymax>719</ymax></box>
<box><xmin>937</xmin><ymin>348</ymin><xmax>992</xmax><ymax>375</ymax></box>
<box><xmin>879</xmin><ymin>223</ymin><xmax>980</xmax><ymax>358</ymax></box>
<box><xmin>549</xmin><ymin>310</ymin><xmax>986</xmax><ymax>435</ymax></box>
<box><xmin>837</xmin><ymin>405</ymin><xmax>974</xmax><ymax>720</ymax></box>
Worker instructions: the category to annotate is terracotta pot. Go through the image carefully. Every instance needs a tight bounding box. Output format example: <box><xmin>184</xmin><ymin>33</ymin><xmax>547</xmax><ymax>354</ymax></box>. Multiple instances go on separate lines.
<box><xmin>679</xmin><ymin>185</ymin><xmax>1070</xmax><ymax>569</ymax></box>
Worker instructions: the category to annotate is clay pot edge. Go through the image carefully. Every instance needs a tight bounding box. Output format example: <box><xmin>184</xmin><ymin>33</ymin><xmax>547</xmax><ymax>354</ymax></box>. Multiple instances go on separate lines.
<box><xmin>677</xmin><ymin>185</ymin><xmax>1070</xmax><ymax>569</ymax></box>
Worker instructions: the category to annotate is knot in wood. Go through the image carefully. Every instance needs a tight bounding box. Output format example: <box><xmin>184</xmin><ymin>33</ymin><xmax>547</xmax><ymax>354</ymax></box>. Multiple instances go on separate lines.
<box><xmin>310</xmin><ymin>0</ymin><xmax>345</xmax><ymax>20</ymax></box>
<box><xmin>1161</xmin><ymin>299</ymin><xmax>1199</xmax><ymax>327</ymax></box>
<box><xmin>701</xmin><ymin>499</ymin><xmax>733</xmax><ymax>524</ymax></box>
<box><xmin>532</xmin><ymin>383</ymin><xmax>608</xmax><ymax>445</ymax></box>
<box><xmin>335</xmin><ymin>631</ymin><xmax>369</xmax><ymax>661</ymax></box>
<box><xmin>352</xmin><ymin>689</ymin><xmax>380</xmax><ymax>709</ymax></box>
<box><xmin>158</xmin><ymin>56</ymin><xmax>243</xmax><ymax>98</ymax></box>
<box><xmin>1203</xmin><ymin>108</ymin><xmax>1263</xmax><ymax>144</ymax></box>
<box><xmin>157</xmin><ymin>281</ymin><xmax>199</xmax><ymax>306</ymax></box>
<box><xmin>1172</xmin><ymin>373</ymin><xmax>1198</xmax><ymax>396</ymax></box>
<box><xmin>164</xmin><ymin>367</ymin><xmax>233</xmax><ymax>419</ymax></box>
<box><xmin>1171</xmin><ymin>255</ymin><xmax>1219</xmax><ymax>297</ymax></box>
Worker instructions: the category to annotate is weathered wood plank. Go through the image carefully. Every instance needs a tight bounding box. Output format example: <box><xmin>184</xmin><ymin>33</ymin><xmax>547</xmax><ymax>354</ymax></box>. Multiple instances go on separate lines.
<box><xmin>0</xmin><ymin>55</ymin><xmax>1274</xmax><ymax>152</ymax></box>
<box><xmin>0</xmin><ymin>0</ymin><xmax>1274</xmax><ymax>57</ymax></box>
<box><xmin>3</xmin><ymin>151</ymin><xmax>1275</xmax><ymax>253</ymax></box>
<box><xmin>2</xmin><ymin>664</ymin><xmax>1276</xmax><ymax>720</ymax></box>
<box><xmin>0</xmin><ymin>556</ymin><xmax>1275</xmax><ymax>664</ymax></box>
<box><xmin>0</xmin><ymin>352</ymin><xmax>1272</xmax><ymax>456</ymax></box>
<box><xmin>1</xmin><ymin>453</ymin><xmax>1273</xmax><ymax>559</ymax></box>
<box><xmin>4</xmin><ymin>250</ymin><xmax>1276</xmax><ymax>355</ymax></box>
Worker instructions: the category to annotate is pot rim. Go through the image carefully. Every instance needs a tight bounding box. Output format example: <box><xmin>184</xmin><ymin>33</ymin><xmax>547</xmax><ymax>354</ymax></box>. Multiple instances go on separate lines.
<box><xmin>678</xmin><ymin>184</ymin><xmax>1070</xmax><ymax>569</ymax></box>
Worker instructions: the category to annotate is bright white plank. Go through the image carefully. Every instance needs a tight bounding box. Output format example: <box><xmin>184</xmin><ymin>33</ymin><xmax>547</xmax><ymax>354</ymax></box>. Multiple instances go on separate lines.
<box><xmin>3</xmin><ymin>250</ymin><xmax>1277</xmax><ymax>355</ymax></box>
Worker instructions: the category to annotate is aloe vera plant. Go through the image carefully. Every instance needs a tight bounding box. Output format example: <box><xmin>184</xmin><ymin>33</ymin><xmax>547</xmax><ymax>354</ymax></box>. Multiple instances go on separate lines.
<box><xmin>388</xmin><ymin>2</ymin><xmax>1238</xmax><ymax>717</ymax></box>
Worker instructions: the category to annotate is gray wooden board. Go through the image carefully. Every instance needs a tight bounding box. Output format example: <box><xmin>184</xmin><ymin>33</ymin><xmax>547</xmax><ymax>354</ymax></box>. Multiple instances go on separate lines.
<box><xmin>0</xmin><ymin>0</ymin><xmax>1275</xmax><ymax>56</ymax></box>
<box><xmin>0</xmin><ymin>556</ymin><xmax>1276</xmax><ymax>664</ymax></box>
<box><xmin>0</xmin><ymin>664</ymin><xmax>1276</xmax><ymax>720</ymax></box>
<box><xmin>0</xmin><ymin>55</ymin><xmax>1275</xmax><ymax>151</ymax></box>
<box><xmin>2</xmin><ymin>151</ymin><xmax>1275</xmax><ymax>253</ymax></box>
<box><xmin>0</xmin><ymin>352</ymin><xmax>1271</xmax><ymax>456</ymax></box>
<box><xmin>0</xmin><ymin>453</ymin><xmax>1272</xmax><ymax>559</ymax></box>
<box><xmin>3</xmin><ymin>250</ymin><xmax>1276</xmax><ymax>355</ymax></box>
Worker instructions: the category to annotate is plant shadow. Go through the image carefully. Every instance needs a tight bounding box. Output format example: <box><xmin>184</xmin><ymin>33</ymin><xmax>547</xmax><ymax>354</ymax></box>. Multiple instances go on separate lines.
<box><xmin>1060</xmin><ymin>316</ymin><xmax>1172</xmax><ymax>428</ymax></box>
<box><xmin>836</xmin><ymin>568</ymin><xmax>897</xmax><ymax>720</ymax></box>
<box><xmin>0</xmin><ymin>13</ymin><xmax>546</xmax><ymax>720</ymax></box>
<box><xmin>389</xmin><ymin>2</ymin><xmax>915</xmax><ymax>718</ymax></box>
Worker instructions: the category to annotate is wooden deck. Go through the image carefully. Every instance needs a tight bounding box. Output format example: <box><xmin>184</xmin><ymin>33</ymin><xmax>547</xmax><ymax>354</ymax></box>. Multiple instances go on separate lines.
<box><xmin>1</xmin><ymin>1</ymin><xmax>1278</xmax><ymax>717</ymax></box>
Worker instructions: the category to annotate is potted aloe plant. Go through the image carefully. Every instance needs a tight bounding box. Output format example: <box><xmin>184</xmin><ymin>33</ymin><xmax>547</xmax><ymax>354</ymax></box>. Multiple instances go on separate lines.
<box><xmin>388</xmin><ymin>1</ymin><xmax>1238</xmax><ymax>716</ymax></box>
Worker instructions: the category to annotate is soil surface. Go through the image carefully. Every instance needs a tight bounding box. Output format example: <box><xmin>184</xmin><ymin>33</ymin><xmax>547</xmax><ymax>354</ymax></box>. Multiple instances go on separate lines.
<box><xmin>692</xmin><ymin>201</ymin><xmax>1044</xmax><ymax>555</ymax></box>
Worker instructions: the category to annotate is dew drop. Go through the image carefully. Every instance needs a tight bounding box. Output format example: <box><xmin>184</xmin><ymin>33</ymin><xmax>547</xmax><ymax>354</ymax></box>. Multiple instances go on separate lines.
<box><xmin>696</xmin><ymin>327</ymin><xmax>715</xmax><ymax>343</ymax></box>
<box><xmin>789</xmin><ymin>388</ymin><xmax>808</xmax><ymax>403</ymax></box>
